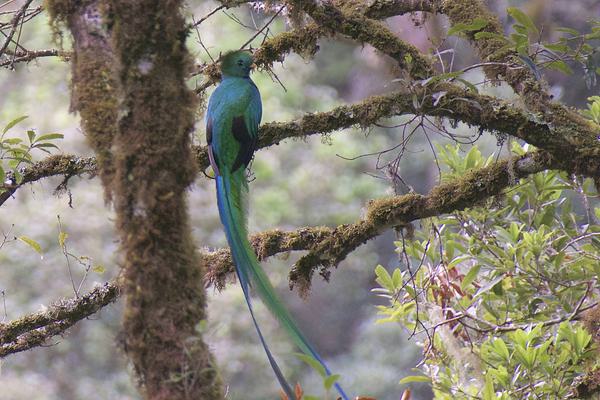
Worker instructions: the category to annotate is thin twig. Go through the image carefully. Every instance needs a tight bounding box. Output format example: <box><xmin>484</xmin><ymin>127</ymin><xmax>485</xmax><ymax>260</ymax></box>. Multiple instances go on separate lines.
<box><xmin>0</xmin><ymin>0</ymin><xmax>33</xmax><ymax>58</ymax></box>
<box><xmin>239</xmin><ymin>5</ymin><xmax>285</xmax><ymax>50</ymax></box>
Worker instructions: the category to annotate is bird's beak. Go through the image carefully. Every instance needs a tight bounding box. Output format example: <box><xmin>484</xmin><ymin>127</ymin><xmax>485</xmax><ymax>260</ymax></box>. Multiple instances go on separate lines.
<box><xmin>250</xmin><ymin>62</ymin><xmax>257</xmax><ymax>70</ymax></box>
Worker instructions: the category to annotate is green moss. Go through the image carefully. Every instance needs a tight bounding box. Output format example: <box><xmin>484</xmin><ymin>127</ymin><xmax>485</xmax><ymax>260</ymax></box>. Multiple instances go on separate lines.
<box><xmin>108</xmin><ymin>0</ymin><xmax>222</xmax><ymax>397</ymax></box>
<box><xmin>289</xmin><ymin>0</ymin><xmax>433</xmax><ymax>79</ymax></box>
<box><xmin>44</xmin><ymin>0</ymin><xmax>78</xmax><ymax>22</ymax></box>
<box><xmin>72</xmin><ymin>48</ymin><xmax>118</xmax><ymax>199</ymax></box>
<box><xmin>256</xmin><ymin>24</ymin><xmax>323</xmax><ymax>64</ymax></box>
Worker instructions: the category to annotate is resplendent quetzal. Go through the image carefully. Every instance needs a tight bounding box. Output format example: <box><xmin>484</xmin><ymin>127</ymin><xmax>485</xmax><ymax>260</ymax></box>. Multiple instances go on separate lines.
<box><xmin>206</xmin><ymin>50</ymin><xmax>349</xmax><ymax>400</ymax></box>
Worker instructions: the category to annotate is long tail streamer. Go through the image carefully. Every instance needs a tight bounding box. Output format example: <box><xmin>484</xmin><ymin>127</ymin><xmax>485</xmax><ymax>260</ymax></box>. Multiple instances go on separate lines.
<box><xmin>216</xmin><ymin>171</ymin><xmax>349</xmax><ymax>400</ymax></box>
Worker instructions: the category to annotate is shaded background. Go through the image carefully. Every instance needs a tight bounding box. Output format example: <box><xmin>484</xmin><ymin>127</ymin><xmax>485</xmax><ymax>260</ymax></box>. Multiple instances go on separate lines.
<box><xmin>0</xmin><ymin>0</ymin><xmax>598</xmax><ymax>398</ymax></box>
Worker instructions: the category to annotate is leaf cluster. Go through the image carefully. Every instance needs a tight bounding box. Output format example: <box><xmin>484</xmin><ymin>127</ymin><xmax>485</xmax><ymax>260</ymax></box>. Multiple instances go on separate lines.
<box><xmin>374</xmin><ymin>143</ymin><xmax>600</xmax><ymax>399</ymax></box>
<box><xmin>0</xmin><ymin>116</ymin><xmax>63</xmax><ymax>188</ymax></box>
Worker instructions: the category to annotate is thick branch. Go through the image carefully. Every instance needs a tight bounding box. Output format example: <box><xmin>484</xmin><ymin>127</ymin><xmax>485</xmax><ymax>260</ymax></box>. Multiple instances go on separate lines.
<box><xmin>204</xmin><ymin>151</ymin><xmax>552</xmax><ymax>293</ymax></box>
<box><xmin>364</xmin><ymin>0</ymin><xmax>438</xmax><ymax>18</ymax></box>
<box><xmin>287</xmin><ymin>0</ymin><xmax>433</xmax><ymax>79</ymax></box>
<box><xmin>0</xmin><ymin>282</ymin><xmax>119</xmax><ymax>357</ymax></box>
<box><xmin>8</xmin><ymin>80</ymin><xmax>600</xmax><ymax>206</ymax></box>
<box><xmin>0</xmin><ymin>149</ymin><xmax>553</xmax><ymax>355</ymax></box>
<box><xmin>197</xmin><ymin>0</ymin><xmax>437</xmax><ymax>91</ymax></box>
<box><xmin>288</xmin><ymin>150</ymin><xmax>552</xmax><ymax>294</ymax></box>
<box><xmin>107</xmin><ymin>0</ymin><xmax>222</xmax><ymax>397</ymax></box>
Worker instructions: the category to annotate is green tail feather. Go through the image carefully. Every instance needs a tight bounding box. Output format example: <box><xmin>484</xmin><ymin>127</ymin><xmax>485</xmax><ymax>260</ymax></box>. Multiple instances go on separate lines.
<box><xmin>215</xmin><ymin>171</ymin><xmax>349</xmax><ymax>400</ymax></box>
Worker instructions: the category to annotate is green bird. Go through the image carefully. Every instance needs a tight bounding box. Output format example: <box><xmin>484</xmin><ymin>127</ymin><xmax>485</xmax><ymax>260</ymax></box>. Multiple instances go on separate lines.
<box><xmin>206</xmin><ymin>50</ymin><xmax>349</xmax><ymax>400</ymax></box>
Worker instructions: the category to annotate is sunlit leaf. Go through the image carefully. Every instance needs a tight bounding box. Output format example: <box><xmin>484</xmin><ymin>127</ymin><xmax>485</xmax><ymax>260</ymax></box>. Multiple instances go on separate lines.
<box><xmin>18</xmin><ymin>235</ymin><xmax>42</xmax><ymax>255</ymax></box>
<box><xmin>2</xmin><ymin>115</ymin><xmax>28</xmax><ymax>135</ymax></box>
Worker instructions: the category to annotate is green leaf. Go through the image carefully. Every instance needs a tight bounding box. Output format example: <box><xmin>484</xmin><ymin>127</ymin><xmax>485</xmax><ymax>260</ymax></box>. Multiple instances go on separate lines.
<box><xmin>375</xmin><ymin>265</ymin><xmax>394</xmax><ymax>291</ymax></box>
<box><xmin>492</xmin><ymin>339</ymin><xmax>510</xmax><ymax>361</ymax></box>
<box><xmin>33</xmin><ymin>143</ymin><xmax>60</xmax><ymax>151</ymax></box>
<box><xmin>473</xmin><ymin>274</ymin><xmax>504</xmax><ymax>300</ymax></box>
<box><xmin>422</xmin><ymin>71</ymin><xmax>462</xmax><ymax>86</ymax></box>
<box><xmin>507</xmin><ymin>7</ymin><xmax>539</xmax><ymax>35</ymax></box>
<box><xmin>555</xmin><ymin>27</ymin><xmax>579</xmax><ymax>36</ymax></box>
<box><xmin>511</xmin><ymin>33</ymin><xmax>529</xmax><ymax>54</ymax></box>
<box><xmin>545</xmin><ymin>60</ymin><xmax>573</xmax><ymax>75</ymax></box>
<box><xmin>26</xmin><ymin>130</ymin><xmax>35</xmax><ymax>144</ymax></box>
<box><xmin>448</xmin><ymin>18</ymin><xmax>489</xmax><ymax>36</ymax></box>
<box><xmin>323</xmin><ymin>374</ymin><xmax>340</xmax><ymax>390</ymax></box>
<box><xmin>461</xmin><ymin>265</ymin><xmax>481</xmax><ymax>290</ymax></box>
<box><xmin>584</xmin><ymin>31</ymin><xmax>600</xmax><ymax>40</ymax></box>
<box><xmin>483</xmin><ymin>373</ymin><xmax>495</xmax><ymax>400</ymax></box>
<box><xmin>391</xmin><ymin>268</ymin><xmax>403</xmax><ymax>288</ymax></box>
<box><xmin>399</xmin><ymin>375</ymin><xmax>431</xmax><ymax>384</ymax></box>
<box><xmin>543</xmin><ymin>43</ymin><xmax>570</xmax><ymax>53</ymax></box>
<box><xmin>2</xmin><ymin>115</ymin><xmax>28</xmax><ymax>134</ymax></box>
<box><xmin>456</xmin><ymin>78</ymin><xmax>479</xmax><ymax>93</ymax></box>
<box><xmin>34</xmin><ymin>133</ymin><xmax>64</xmax><ymax>142</ymax></box>
<box><xmin>18</xmin><ymin>235</ymin><xmax>42</xmax><ymax>255</ymax></box>
<box><xmin>3</xmin><ymin>138</ymin><xmax>22</xmax><ymax>145</ymax></box>
<box><xmin>92</xmin><ymin>265</ymin><xmax>106</xmax><ymax>274</ymax></box>
<box><xmin>58</xmin><ymin>231</ymin><xmax>68</xmax><ymax>247</ymax></box>
<box><xmin>295</xmin><ymin>353</ymin><xmax>326</xmax><ymax>378</ymax></box>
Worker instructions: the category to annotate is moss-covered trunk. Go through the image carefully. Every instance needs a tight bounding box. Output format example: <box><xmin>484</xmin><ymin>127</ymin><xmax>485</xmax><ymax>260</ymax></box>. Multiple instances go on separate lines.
<box><xmin>107</xmin><ymin>1</ymin><xmax>222</xmax><ymax>398</ymax></box>
<box><xmin>46</xmin><ymin>0</ymin><xmax>223</xmax><ymax>398</ymax></box>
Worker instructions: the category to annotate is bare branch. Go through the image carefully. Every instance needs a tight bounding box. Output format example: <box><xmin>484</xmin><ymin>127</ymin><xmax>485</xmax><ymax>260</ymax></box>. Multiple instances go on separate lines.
<box><xmin>0</xmin><ymin>48</ymin><xmax>69</xmax><ymax>68</ymax></box>
<box><xmin>0</xmin><ymin>0</ymin><xmax>34</xmax><ymax>59</ymax></box>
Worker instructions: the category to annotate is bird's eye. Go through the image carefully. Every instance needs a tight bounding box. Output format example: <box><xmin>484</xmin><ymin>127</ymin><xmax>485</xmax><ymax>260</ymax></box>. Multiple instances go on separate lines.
<box><xmin>237</xmin><ymin>60</ymin><xmax>244</xmax><ymax>66</ymax></box>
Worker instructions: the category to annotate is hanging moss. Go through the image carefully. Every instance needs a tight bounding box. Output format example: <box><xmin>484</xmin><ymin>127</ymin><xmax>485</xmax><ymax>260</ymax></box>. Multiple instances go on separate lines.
<box><xmin>45</xmin><ymin>0</ymin><xmax>118</xmax><ymax>201</ymax></box>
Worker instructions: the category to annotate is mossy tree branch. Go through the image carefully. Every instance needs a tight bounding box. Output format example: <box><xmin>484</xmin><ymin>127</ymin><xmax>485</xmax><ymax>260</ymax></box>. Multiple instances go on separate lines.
<box><xmin>0</xmin><ymin>155</ymin><xmax>96</xmax><ymax>206</ymax></box>
<box><xmin>198</xmin><ymin>0</ymin><xmax>436</xmax><ymax>91</ymax></box>
<box><xmin>0</xmin><ymin>49</ymin><xmax>69</xmax><ymax>68</ymax></box>
<box><xmin>0</xmin><ymin>149</ymin><xmax>551</xmax><ymax>355</ymax></box>
<box><xmin>5</xmin><ymin>79</ymin><xmax>600</xmax><ymax>207</ymax></box>
<box><xmin>0</xmin><ymin>282</ymin><xmax>119</xmax><ymax>358</ymax></box>
<box><xmin>286</xmin><ymin>0</ymin><xmax>434</xmax><ymax>79</ymax></box>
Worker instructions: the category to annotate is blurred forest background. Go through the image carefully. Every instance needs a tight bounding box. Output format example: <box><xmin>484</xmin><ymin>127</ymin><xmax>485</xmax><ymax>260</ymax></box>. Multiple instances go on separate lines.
<box><xmin>0</xmin><ymin>0</ymin><xmax>598</xmax><ymax>399</ymax></box>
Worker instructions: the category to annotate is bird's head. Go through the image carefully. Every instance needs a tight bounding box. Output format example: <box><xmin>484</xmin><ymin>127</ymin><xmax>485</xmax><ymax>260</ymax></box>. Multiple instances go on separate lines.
<box><xmin>220</xmin><ymin>50</ymin><xmax>255</xmax><ymax>78</ymax></box>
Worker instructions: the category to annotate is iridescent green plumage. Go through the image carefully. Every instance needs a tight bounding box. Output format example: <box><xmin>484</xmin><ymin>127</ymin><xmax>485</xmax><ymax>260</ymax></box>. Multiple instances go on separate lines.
<box><xmin>207</xmin><ymin>50</ymin><xmax>348</xmax><ymax>400</ymax></box>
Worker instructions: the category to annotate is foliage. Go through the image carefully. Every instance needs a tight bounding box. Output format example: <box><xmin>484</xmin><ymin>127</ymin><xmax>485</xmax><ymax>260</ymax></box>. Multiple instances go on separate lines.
<box><xmin>0</xmin><ymin>115</ymin><xmax>63</xmax><ymax>188</ymax></box>
<box><xmin>584</xmin><ymin>96</ymin><xmax>600</xmax><ymax>124</ymax></box>
<box><xmin>450</xmin><ymin>8</ymin><xmax>600</xmax><ymax>87</ymax></box>
<box><xmin>375</xmin><ymin>143</ymin><xmax>600</xmax><ymax>399</ymax></box>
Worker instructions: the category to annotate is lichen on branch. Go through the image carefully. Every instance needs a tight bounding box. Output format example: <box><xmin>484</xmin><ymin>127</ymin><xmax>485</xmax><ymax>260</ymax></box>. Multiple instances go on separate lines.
<box><xmin>0</xmin><ymin>282</ymin><xmax>119</xmax><ymax>358</ymax></box>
